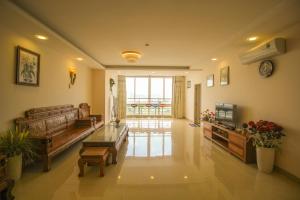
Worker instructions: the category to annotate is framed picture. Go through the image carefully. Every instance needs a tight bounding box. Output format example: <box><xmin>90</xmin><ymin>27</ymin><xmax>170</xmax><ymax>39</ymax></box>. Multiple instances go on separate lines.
<box><xmin>187</xmin><ymin>80</ymin><xmax>191</xmax><ymax>88</ymax></box>
<box><xmin>206</xmin><ymin>74</ymin><xmax>214</xmax><ymax>87</ymax></box>
<box><xmin>16</xmin><ymin>46</ymin><xmax>40</xmax><ymax>86</ymax></box>
<box><xmin>220</xmin><ymin>66</ymin><xmax>229</xmax><ymax>86</ymax></box>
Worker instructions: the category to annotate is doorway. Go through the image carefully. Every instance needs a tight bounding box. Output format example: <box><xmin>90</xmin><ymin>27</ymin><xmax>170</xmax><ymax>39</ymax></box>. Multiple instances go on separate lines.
<box><xmin>194</xmin><ymin>84</ymin><xmax>201</xmax><ymax>124</ymax></box>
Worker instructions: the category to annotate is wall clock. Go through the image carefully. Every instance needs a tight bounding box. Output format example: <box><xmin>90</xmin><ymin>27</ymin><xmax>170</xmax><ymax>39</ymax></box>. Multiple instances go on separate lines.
<box><xmin>259</xmin><ymin>60</ymin><xmax>274</xmax><ymax>78</ymax></box>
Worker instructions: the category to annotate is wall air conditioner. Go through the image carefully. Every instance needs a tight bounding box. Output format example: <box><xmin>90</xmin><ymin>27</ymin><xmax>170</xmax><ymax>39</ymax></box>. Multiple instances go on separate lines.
<box><xmin>239</xmin><ymin>38</ymin><xmax>286</xmax><ymax>65</ymax></box>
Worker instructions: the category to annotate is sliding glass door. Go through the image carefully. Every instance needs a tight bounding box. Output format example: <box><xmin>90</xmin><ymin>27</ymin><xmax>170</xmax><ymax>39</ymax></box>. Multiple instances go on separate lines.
<box><xmin>126</xmin><ymin>76</ymin><xmax>173</xmax><ymax>117</ymax></box>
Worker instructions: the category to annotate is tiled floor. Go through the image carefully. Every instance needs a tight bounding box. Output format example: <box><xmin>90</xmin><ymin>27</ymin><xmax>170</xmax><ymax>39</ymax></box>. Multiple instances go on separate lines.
<box><xmin>13</xmin><ymin>119</ymin><xmax>300</xmax><ymax>200</ymax></box>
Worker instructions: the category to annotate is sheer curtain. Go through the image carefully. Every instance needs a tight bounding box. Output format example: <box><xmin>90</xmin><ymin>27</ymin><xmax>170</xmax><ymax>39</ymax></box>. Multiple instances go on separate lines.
<box><xmin>117</xmin><ymin>75</ymin><xmax>127</xmax><ymax>119</ymax></box>
<box><xmin>172</xmin><ymin>76</ymin><xmax>185</xmax><ymax>118</ymax></box>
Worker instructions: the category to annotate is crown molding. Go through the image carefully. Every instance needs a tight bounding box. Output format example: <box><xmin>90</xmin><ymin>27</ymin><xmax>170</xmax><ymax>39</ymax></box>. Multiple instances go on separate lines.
<box><xmin>6</xmin><ymin>0</ymin><xmax>105</xmax><ymax>69</ymax></box>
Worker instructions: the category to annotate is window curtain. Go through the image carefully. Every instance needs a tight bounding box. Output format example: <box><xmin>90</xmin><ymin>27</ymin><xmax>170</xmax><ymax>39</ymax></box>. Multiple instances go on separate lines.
<box><xmin>172</xmin><ymin>76</ymin><xmax>185</xmax><ymax>118</ymax></box>
<box><xmin>117</xmin><ymin>75</ymin><xmax>127</xmax><ymax>119</ymax></box>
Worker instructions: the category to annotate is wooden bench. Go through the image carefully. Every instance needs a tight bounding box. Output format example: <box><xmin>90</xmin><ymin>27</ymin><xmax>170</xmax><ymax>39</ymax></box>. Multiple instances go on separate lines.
<box><xmin>78</xmin><ymin>147</ymin><xmax>110</xmax><ymax>177</ymax></box>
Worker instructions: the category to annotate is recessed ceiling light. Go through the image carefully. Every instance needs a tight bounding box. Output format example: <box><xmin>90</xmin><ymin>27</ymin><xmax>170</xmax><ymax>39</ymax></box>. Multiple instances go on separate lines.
<box><xmin>35</xmin><ymin>34</ymin><xmax>48</xmax><ymax>40</ymax></box>
<box><xmin>150</xmin><ymin>176</ymin><xmax>155</xmax><ymax>180</ymax></box>
<box><xmin>184</xmin><ymin>176</ymin><xmax>188</xmax><ymax>179</ymax></box>
<box><xmin>185</xmin><ymin>71</ymin><xmax>189</xmax><ymax>74</ymax></box>
<box><xmin>211</xmin><ymin>58</ymin><xmax>218</xmax><ymax>61</ymax></box>
<box><xmin>76</xmin><ymin>57</ymin><xmax>83</xmax><ymax>61</ymax></box>
<box><xmin>248</xmin><ymin>36</ymin><xmax>258</xmax><ymax>41</ymax></box>
<box><xmin>117</xmin><ymin>176</ymin><xmax>121</xmax><ymax>180</ymax></box>
<box><xmin>151</xmin><ymin>71</ymin><xmax>156</xmax><ymax>74</ymax></box>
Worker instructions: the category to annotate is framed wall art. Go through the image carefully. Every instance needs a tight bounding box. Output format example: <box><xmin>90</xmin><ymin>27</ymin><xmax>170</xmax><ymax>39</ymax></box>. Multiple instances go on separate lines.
<box><xmin>220</xmin><ymin>66</ymin><xmax>229</xmax><ymax>86</ymax></box>
<box><xmin>16</xmin><ymin>46</ymin><xmax>40</xmax><ymax>86</ymax></box>
<box><xmin>206</xmin><ymin>74</ymin><xmax>214</xmax><ymax>87</ymax></box>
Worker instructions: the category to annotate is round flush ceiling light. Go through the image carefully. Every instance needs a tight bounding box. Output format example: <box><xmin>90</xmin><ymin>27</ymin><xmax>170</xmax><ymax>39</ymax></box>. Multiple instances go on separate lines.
<box><xmin>211</xmin><ymin>58</ymin><xmax>218</xmax><ymax>61</ymax></box>
<box><xmin>121</xmin><ymin>51</ymin><xmax>142</xmax><ymax>63</ymax></box>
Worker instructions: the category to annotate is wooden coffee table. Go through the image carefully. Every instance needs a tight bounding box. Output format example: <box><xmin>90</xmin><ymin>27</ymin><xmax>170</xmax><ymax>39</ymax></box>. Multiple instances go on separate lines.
<box><xmin>80</xmin><ymin>124</ymin><xmax>129</xmax><ymax>164</ymax></box>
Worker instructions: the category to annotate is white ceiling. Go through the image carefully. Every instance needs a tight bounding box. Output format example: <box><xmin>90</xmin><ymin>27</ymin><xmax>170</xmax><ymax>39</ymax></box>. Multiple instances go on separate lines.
<box><xmin>11</xmin><ymin>0</ymin><xmax>300</xmax><ymax>70</ymax></box>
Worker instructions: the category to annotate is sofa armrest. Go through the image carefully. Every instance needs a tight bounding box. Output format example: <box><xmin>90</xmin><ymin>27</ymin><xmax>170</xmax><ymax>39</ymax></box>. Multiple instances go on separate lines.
<box><xmin>90</xmin><ymin>114</ymin><xmax>102</xmax><ymax>121</ymax></box>
<box><xmin>76</xmin><ymin>119</ymin><xmax>93</xmax><ymax>127</ymax></box>
<box><xmin>28</xmin><ymin>135</ymin><xmax>53</xmax><ymax>153</ymax></box>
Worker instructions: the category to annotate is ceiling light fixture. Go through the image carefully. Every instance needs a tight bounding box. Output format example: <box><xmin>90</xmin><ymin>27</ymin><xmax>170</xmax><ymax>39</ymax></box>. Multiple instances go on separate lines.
<box><xmin>211</xmin><ymin>58</ymin><xmax>218</xmax><ymax>61</ymax></box>
<box><xmin>150</xmin><ymin>176</ymin><xmax>155</xmax><ymax>180</ymax></box>
<box><xmin>248</xmin><ymin>36</ymin><xmax>258</xmax><ymax>41</ymax></box>
<box><xmin>76</xmin><ymin>57</ymin><xmax>83</xmax><ymax>61</ymax></box>
<box><xmin>121</xmin><ymin>51</ymin><xmax>142</xmax><ymax>63</ymax></box>
<box><xmin>35</xmin><ymin>34</ymin><xmax>48</xmax><ymax>40</ymax></box>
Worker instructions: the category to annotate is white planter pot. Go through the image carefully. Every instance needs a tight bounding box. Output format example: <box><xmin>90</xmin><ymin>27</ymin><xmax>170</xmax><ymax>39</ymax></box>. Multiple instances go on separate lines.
<box><xmin>7</xmin><ymin>154</ymin><xmax>22</xmax><ymax>180</ymax></box>
<box><xmin>256</xmin><ymin>147</ymin><xmax>275</xmax><ymax>173</ymax></box>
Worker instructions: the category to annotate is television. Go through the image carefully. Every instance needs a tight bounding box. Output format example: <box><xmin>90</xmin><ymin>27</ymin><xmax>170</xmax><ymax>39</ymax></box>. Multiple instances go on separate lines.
<box><xmin>215</xmin><ymin>103</ymin><xmax>237</xmax><ymax>129</ymax></box>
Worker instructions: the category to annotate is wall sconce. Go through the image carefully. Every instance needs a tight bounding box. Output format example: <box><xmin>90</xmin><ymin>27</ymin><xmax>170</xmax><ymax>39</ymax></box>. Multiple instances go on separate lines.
<box><xmin>69</xmin><ymin>67</ymin><xmax>77</xmax><ymax>88</ymax></box>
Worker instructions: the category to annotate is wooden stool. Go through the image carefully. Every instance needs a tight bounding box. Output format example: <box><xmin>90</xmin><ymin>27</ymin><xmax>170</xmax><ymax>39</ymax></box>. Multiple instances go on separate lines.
<box><xmin>78</xmin><ymin>147</ymin><xmax>110</xmax><ymax>177</ymax></box>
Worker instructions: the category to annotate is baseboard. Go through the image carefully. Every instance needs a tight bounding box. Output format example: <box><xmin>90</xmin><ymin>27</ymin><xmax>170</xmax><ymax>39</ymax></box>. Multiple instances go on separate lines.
<box><xmin>275</xmin><ymin>166</ymin><xmax>300</xmax><ymax>183</ymax></box>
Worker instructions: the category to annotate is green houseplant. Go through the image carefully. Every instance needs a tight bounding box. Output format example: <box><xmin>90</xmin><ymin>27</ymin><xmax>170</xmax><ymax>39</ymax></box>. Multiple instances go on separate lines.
<box><xmin>242</xmin><ymin>120</ymin><xmax>285</xmax><ymax>173</ymax></box>
<box><xmin>0</xmin><ymin>128</ymin><xmax>36</xmax><ymax>180</ymax></box>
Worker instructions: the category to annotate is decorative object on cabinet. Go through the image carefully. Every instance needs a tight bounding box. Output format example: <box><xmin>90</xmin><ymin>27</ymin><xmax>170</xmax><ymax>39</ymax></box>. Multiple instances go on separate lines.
<box><xmin>206</xmin><ymin>74</ymin><xmax>214</xmax><ymax>87</ymax></box>
<box><xmin>201</xmin><ymin>109</ymin><xmax>215</xmax><ymax>122</ymax></box>
<box><xmin>242</xmin><ymin>120</ymin><xmax>285</xmax><ymax>173</ymax></box>
<box><xmin>0</xmin><ymin>128</ymin><xmax>36</xmax><ymax>180</ymax></box>
<box><xmin>203</xmin><ymin>122</ymin><xmax>256</xmax><ymax>163</ymax></box>
<box><xmin>16</xmin><ymin>46</ymin><xmax>40</xmax><ymax>86</ymax></box>
<box><xmin>69</xmin><ymin>66</ymin><xmax>77</xmax><ymax>88</ymax></box>
<box><xmin>259</xmin><ymin>60</ymin><xmax>274</xmax><ymax>78</ymax></box>
<box><xmin>0</xmin><ymin>155</ymin><xmax>14</xmax><ymax>200</ymax></box>
<box><xmin>220</xmin><ymin>66</ymin><xmax>229</xmax><ymax>86</ymax></box>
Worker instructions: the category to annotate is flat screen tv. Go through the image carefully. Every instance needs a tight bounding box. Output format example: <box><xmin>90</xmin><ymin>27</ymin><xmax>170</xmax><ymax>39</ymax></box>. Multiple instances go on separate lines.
<box><xmin>215</xmin><ymin>103</ymin><xmax>237</xmax><ymax>129</ymax></box>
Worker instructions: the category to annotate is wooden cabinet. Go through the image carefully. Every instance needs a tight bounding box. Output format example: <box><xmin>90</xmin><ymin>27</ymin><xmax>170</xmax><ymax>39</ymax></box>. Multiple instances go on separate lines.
<box><xmin>203</xmin><ymin>122</ymin><xmax>256</xmax><ymax>163</ymax></box>
<box><xmin>203</xmin><ymin>123</ymin><xmax>212</xmax><ymax>139</ymax></box>
<box><xmin>0</xmin><ymin>155</ymin><xmax>14</xmax><ymax>200</ymax></box>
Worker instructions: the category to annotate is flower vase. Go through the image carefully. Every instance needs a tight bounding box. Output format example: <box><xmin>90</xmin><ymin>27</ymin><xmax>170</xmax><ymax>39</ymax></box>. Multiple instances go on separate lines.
<box><xmin>256</xmin><ymin>147</ymin><xmax>275</xmax><ymax>173</ymax></box>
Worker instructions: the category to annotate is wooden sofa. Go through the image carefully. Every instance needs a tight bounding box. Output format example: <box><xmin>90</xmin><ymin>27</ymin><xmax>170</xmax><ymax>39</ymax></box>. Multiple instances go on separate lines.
<box><xmin>15</xmin><ymin>104</ymin><xmax>104</xmax><ymax>172</ymax></box>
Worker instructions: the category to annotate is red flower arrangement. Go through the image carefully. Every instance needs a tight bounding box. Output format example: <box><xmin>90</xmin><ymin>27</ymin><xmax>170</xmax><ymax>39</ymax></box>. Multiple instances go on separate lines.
<box><xmin>242</xmin><ymin>120</ymin><xmax>285</xmax><ymax>148</ymax></box>
<box><xmin>201</xmin><ymin>109</ymin><xmax>215</xmax><ymax>122</ymax></box>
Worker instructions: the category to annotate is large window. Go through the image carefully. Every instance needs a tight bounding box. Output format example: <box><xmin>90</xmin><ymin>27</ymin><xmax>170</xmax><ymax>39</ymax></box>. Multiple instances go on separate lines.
<box><xmin>126</xmin><ymin>77</ymin><xmax>173</xmax><ymax>116</ymax></box>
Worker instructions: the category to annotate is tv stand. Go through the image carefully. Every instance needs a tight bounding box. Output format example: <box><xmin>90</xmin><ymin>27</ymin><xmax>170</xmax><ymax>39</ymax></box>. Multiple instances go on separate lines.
<box><xmin>203</xmin><ymin>122</ymin><xmax>256</xmax><ymax>163</ymax></box>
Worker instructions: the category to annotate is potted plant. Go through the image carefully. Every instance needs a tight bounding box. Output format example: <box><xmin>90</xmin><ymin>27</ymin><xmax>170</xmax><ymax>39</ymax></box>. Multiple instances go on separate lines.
<box><xmin>201</xmin><ymin>109</ymin><xmax>215</xmax><ymax>122</ymax></box>
<box><xmin>0</xmin><ymin>128</ymin><xmax>36</xmax><ymax>180</ymax></box>
<box><xmin>243</xmin><ymin>120</ymin><xmax>285</xmax><ymax>173</ymax></box>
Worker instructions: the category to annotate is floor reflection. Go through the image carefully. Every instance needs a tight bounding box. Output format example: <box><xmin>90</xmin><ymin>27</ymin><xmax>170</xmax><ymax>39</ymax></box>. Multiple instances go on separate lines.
<box><xmin>12</xmin><ymin>118</ymin><xmax>300</xmax><ymax>200</ymax></box>
<box><xmin>126</xmin><ymin>118</ymin><xmax>172</xmax><ymax>158</ymax></box>
<box><xmin>126</xmin><ymin>131</ymin><xmax>172</xmax><ymax>157</ymax></box>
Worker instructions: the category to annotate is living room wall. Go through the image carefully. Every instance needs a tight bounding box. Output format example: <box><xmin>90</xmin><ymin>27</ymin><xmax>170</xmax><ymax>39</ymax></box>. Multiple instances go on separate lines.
<box><xmin>0</xmin><ymin>2</ymin><xmax>96</xmax><ymax>131</ymax></box>
<box><xmin>185</xmin><ymin>23</ymin><xmax>300</xmax><ymax>178</ymax></box>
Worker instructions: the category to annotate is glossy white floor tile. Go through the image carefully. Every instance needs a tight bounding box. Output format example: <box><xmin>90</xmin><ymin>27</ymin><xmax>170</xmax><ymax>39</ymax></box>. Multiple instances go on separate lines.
<box><xmin>13</xmin><ymin>119</ymin><xmax>300</xmax><ymax>200</ymax></box>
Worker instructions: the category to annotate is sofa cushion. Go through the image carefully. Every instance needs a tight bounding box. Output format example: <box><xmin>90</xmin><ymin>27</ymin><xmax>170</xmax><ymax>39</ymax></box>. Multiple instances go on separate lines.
<box><xmin>65</xmin><ymin>110</ymin><xmax>78</xmax><ymax>127</ymax></box>
<box><xmin>46</xmin><ymin>115</ymin><xmax>67</xmax><ymax>135</ymax></box>
<box><xmin>28</xmin><ymin>120</ymin><xmax>47</xmax><ymax>137</ymax></box>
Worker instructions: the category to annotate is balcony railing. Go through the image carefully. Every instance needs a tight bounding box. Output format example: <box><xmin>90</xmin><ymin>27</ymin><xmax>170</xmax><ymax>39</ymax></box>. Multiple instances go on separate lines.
<box><xmin>126</xmin><ymin>98</ymin><xmax>172</xmax><ymax>117</ymax></box>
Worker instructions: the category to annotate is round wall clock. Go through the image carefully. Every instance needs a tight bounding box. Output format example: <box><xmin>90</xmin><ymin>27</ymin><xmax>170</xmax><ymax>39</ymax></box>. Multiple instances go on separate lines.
<box><xmin>259</xmin><ymin>60</ymin><xmax>274</xmax><ymax>78</ymax></box>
